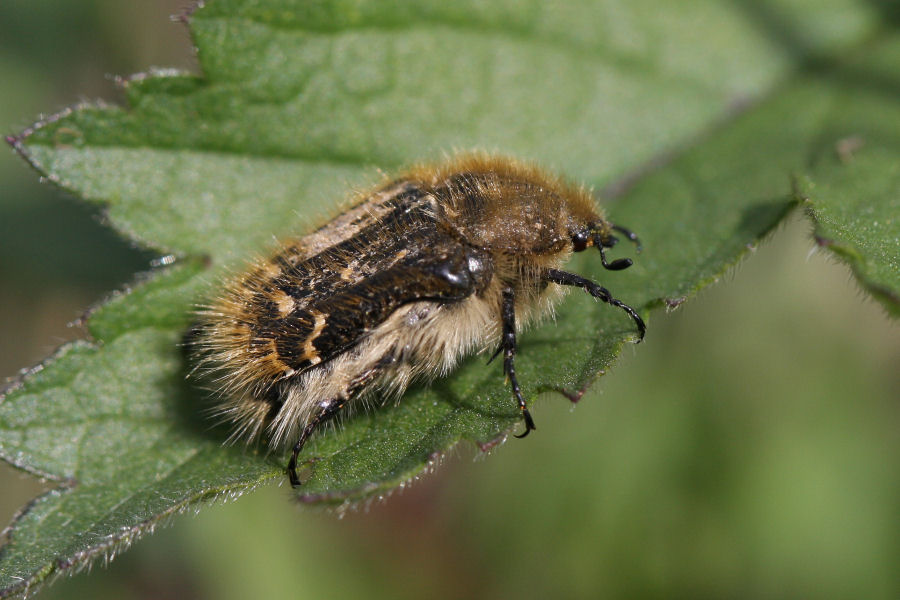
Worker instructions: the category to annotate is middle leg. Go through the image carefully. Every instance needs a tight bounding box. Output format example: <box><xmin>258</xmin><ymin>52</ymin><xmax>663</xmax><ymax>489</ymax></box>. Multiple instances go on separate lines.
<box><xmin>500</xmin><ymin>287</ymin><xmax>536</xmax><ymax>438</ymax></box>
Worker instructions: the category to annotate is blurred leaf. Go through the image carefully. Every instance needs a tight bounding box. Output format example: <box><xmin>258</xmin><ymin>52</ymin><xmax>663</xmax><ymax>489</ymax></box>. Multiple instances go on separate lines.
<box><xmin>2</xmin><ymin>0</ymin><xmax>898</xmax><ymax>597</ymax></box>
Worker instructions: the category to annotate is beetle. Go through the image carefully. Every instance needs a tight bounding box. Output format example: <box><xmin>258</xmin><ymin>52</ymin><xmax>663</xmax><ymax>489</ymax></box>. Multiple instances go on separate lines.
<box><xmin>193</xmin><ymin>154</ymin><xmax>644</xmax><ymax>486</ymax></box>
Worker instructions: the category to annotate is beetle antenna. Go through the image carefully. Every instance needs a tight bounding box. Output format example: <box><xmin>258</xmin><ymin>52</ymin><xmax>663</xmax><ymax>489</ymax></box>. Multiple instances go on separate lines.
<box><xmin>598</xmin><ymin>244</ymin><xmax>632</xmax><ymax>271</ymax></box>
<box><xmin>611</xmin><ymin>224</ymin><xmax>642</xmax><ymax>252</ymax></box>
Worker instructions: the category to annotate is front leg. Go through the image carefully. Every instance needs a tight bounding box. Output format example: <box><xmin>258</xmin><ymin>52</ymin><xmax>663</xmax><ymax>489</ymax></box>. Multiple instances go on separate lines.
<box><xmin>500</xmin><ymin>287</ymin><xmax>537</xmax><ymax>438</ymax></box>
<box><xmin>545</xmin><ymin>269</ymin><xmax>645</xmax><ymax>341</ymax></box>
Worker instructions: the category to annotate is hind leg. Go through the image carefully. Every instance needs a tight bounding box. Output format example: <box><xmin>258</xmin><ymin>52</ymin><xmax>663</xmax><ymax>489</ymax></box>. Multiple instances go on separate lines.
<box><xmin>287</xmin><ymin>397</ymin><xmax>346</xmax><ymax>487</ymax></box>
<box><xmin>286</xmin><ymin>357</ymin><xmax>395</xmax><ymax>487</ymax></box>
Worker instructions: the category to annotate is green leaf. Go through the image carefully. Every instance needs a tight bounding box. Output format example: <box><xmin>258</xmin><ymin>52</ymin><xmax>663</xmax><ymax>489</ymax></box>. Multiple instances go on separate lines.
<box><xmin>0</xmin><ymin>261</ymin><xmax>281</xmax><ymax>598</ymax></box>
<box><xmin>2</xmin><ymin>0</ymin><xmax>898</xmax><ymax>596</ymax></box>
<box><xmin>795</xmin><ymin>37</ymin><xmax>900</xmax><ymax>315</ymax></box>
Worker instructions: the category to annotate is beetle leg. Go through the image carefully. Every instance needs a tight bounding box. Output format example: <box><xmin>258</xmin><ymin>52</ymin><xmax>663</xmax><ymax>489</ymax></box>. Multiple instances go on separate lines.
<box><xmin>287</xmin><ymin>356</ymin><xmax>395</xmax><ymax>487</ymax></box>
<box><xmin>500</xmin><ymin>287</ymin><xmax>536</xmax><ymax>439</ymax></box>
<box><xmin>545</xmin><ymin>268</ymin><xmax>645</xmax><ymax>341</ymax></box>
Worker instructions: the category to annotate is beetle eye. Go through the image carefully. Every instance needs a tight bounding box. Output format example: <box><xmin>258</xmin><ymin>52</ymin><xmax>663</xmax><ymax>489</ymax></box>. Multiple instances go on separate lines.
<box><xmin>572</xmin><ymin>230</ymin><xmax>589</xmax><ymax>252</ymax></box>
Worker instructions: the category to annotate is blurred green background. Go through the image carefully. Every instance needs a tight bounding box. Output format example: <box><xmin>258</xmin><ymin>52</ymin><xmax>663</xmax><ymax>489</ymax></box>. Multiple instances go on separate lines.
<box><xmin>2</xmin><ymin>2</ymin><xmax>898</xmax><ymax>599</ymax></box>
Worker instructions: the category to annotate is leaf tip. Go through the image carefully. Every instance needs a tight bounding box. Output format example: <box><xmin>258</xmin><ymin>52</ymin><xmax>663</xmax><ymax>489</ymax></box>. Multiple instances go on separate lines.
<box><xmin>174</xmin><ymin>1</ymin><xmax>203</xmax><ymax>23</ymax></box>
<box><xmin>5</xmin><ymin>133</ymin><xmax>24</xmax><ymax>153</ymax></box>
<box><xmin>814</xmin><ymin>234</ymin><xmax>835</xmax><ymax>248</ymax></box>
<box><xmin>476</xmin><ymin>432</ymin><xmax>508</xmax><ymax>452</ymax></box>
<box><xmin>665</xmin><ymin>296</ymin><xmax>687</xmax><ymax>309</ymax></box>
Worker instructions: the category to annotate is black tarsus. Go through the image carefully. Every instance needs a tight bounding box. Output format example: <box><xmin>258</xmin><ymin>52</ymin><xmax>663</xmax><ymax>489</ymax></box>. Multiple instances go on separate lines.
<box><xmin>500</xmin><ymin>288</ymin><xmax>537</xmax><ymax>439</ymax></box>
<box><xmin>545</xmin><ymin>268</ymin><xmax>646</xmax><ymax>341</ymax></box>
<box><xmin>288</xmin><ymin>398</ymin><xmax>346</xmax><ymax>487</ymax></box>
<box><xmin>486</xmin><ymin>343</ymin><xmax>503</xmax><ymax>365</ymax></box>
<box><xmin>287</xmin><ymin>355</ymin><xmax>399</xmax><ymax>486</ymax></box>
